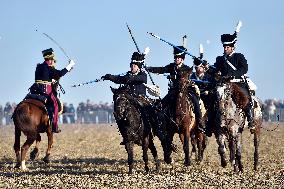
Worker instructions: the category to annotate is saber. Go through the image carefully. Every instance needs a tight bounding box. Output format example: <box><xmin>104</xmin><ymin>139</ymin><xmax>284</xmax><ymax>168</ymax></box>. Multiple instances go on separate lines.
<box><xmin>126</xmin><ymin>23</ymin><xmax>141</xmax><ymax>53</ymax></box>
<box><xmin>71</xmin><ymin>78</ymin><xmax>102</xmax><ymax>88</ymax></box>
<box><xmin>147</xmin><ymin>32</ymin><xmax>197</xmax><ymax>59</ymax></box>
<box><xmin>38</xmin><ymin>31</ymin><xmax>71</xmax><ymax>60</ymax></box>
<box><xmin>126</xmin><ymin>24</ymin><xmax>157</xmax><ymax>86</ymax></box>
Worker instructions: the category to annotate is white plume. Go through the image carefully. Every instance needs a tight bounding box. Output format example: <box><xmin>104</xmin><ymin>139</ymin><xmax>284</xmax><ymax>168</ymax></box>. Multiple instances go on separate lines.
<box><xmin>199</xmin><ymin>44</ymin><xmax>204</xmax><ymax>54</ymax></box>
<box><xmin>143</xmin><ymin>47</ymin><xmax>150</xmax><ymax>55</ymax></box>
<box><xmin>182</xmin><ymin>35</ymin><xmax>187</xmax><ymax>48</ymax></box>
<box><xmin>235</xmin><ymin>20</ymin><xmax>243</xmax><ymax>33</ymax></box>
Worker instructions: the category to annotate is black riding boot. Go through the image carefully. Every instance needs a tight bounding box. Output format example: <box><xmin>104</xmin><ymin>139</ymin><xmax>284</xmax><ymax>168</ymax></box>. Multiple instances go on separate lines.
<box><xmin>47</xmin><ymin>106</ymin><xmax>60</xmax><ymax>133</ymax></box>
<box><xmin>245</xmin><ymin>105</ymin><xmax>255</xmax><ymax>132</ymax></box>
<box><xmin>205</xmin><ymin>112</ymin><xmax>213</xmax><ymax>137</ymax></box>
<box><xmin>190</xmin><ymin>93</ymin><xmax>205</xmax><ymax>133</ymax></box>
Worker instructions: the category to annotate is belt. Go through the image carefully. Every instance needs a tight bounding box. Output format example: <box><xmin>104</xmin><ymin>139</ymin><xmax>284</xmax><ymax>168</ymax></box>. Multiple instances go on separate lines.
<box><xmin>35</xmin><ymin>80</ymin><xmax>52</xmax><ymax>84</ymax></box>
<box><xmin>230</xmin><ymin>79</ymin><xmax>243</xmax><ymax>83</ymax></box>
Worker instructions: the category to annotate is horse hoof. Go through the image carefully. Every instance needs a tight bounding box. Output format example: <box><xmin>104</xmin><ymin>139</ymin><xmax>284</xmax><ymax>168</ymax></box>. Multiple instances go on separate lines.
<box><xmin>14</xmin><ymin>163</ymin><xmax>21</xmax><ymax>169</ymax></box>
<box><xmin>30</xmin><ymin>149</ymin><xmax>39</xmax><ymax>161</ymax></box>
<box><xmin>43</xmin><ymin>156</ymin><xmax>50</xmax><ymax>164</ymax></box>
<box><xmin>184</xmin><ymin>163</ymin><xmax>191</xmax><ymax>167</ymax></box>
<box><xmin>221</xmin><ymin>159</ymin><xmax>227</xmax><ymax>167</ymax></box>
<box><xmin>164</xmin><ymin>157</ymin><xmax>172</xmax><ymax>164</ymax></box>
<box><xmin>145</xmin><ymin>166</ymin><xmax>150</xmax><ymax>173</ymax></box>
<box><xmin>156</xmin><ymin>161</ymin><xmax>161</xmax><ymax>171</ymax></box>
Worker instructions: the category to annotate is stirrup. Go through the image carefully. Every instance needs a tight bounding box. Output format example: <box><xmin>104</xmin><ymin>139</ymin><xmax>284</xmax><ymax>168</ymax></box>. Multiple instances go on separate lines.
<box><xmin>248</xmin><ymin>122</ymin><xmax>255</xmax><ymax>133</ymax></box>
<box><xmin>52</xmin><ymin>127</ymin><xmax>61</xmax><ymax>133</ymax></box>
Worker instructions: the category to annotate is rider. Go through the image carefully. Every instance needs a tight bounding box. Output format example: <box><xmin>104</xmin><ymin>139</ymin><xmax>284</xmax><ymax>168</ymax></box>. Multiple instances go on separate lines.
<box><xmin>211</xmin><ymin>31</ymin><xmax>255</xmax><ymax>132</ymax></box>
<box><xmin>191</xmin><ymin>58</ymin><xmax>215</xmax><ymax>107</ymax></box>
<box><xmin>29</xmin><ymin>48</ymin><xmax>75</xmax><ymax>133</ymax></box>
<box><xmin>101</xmin><ymin>51</ymin><xmax>148</xmax><ymax>144</ymax></box>
<box><xmin>101</xmin><ymin>51</ymin><xmax>147</xmax><ymax>96</ymax></box>
<box><xmin>147</xmin><ymin>46</ymin><xmax>205</xmax><ymax>133</ymax></box>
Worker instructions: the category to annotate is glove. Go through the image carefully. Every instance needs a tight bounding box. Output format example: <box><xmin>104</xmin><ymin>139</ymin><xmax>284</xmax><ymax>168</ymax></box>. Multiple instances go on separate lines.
<box><xmin>101</xmin><ymin>74</ymin><xmax>111</xmax><ymax>80</ymax></box>
<box><xmin>66</xmin><ymin>59</ymin><xmax>75</xmax><ymax>71</ymax></box>
<box><xmin>102</xmin><ymin>74</ymin><xmax>117</xmax><ymax>81</ymax></box>
<box><xmin>145</xmin><ymin>67</ymin><xmax>153</xmax><ymax>72</ymax></box>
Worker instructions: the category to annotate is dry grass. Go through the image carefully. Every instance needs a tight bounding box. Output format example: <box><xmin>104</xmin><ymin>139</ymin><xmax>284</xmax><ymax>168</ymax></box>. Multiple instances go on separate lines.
<box><xmin>0</xmin><ymin>123</ymin><xmax>283</xmax><ymax>188</ymax></box>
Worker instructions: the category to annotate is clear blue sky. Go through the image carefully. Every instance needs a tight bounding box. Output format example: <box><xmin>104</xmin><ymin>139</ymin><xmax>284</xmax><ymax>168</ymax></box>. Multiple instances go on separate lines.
<box><xmin>0</xmin><ymin>0</ymin><xmax>283</xmax><ymax>106</ymax></box>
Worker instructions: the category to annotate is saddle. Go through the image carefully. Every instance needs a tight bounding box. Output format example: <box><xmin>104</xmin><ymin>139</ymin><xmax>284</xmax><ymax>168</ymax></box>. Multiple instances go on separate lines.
<box><xmin>25</xmin><ymin>93</ymin><xmax>48</xmax><ymax>104</ymax></box>
<box><xmin>23</xmin><ymin>93</ymin><xmax>63</xmax><ymax>120</ymax></box>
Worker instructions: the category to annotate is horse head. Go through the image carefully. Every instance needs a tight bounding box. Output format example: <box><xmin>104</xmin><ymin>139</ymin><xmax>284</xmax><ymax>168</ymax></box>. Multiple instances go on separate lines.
<box><xmin>111</xmin><ymin>86</ymin><xmax>131</xmax><ymax>121</ymax></box>
<box><xmin>177</xmin><ymin>68</ymin><xmax>193</xmax><ymax>94</ymax></box>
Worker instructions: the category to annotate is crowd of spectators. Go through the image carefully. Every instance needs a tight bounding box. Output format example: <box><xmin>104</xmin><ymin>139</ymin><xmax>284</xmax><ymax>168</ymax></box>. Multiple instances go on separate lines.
<box><xmin>0</xmin><ymin>99</ymin><xmax>114</xmax><ymax>126</ymax></box>
<box><xmin>262</xmin><ymin>99</ymin><xmax>284</xmax><ymax>122</ymax></box>
<box><xmin>1</xmin><ymin>98</ymin><xmax>284</xmax><ymax>126</ymax></box>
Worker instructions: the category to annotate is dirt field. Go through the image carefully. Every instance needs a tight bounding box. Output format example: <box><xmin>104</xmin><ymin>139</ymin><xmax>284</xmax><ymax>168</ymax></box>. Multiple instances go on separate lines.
<box><xmin>0</xmin><ymin>123</ymin><xmax>283</xmax><ymax>188</ymax></box>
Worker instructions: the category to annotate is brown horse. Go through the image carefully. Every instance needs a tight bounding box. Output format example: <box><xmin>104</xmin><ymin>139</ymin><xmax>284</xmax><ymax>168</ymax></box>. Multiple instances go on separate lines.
<box><xmin>162</xmin><ymin>69</ymin><xmax>206</xmax><ymax>166</ymax></box>
<box><xmin>13</xmin><ymin>98</ymin><xmax>54</xmax><ymax>170</ymax></box>
<box><xmin>112</xmin><ymin>86</ymin><xmax>168</xmax><ymax>174</ymax></box>
<box><xmin>212</xmin><ymin>81</ymin><xmax>262</xmax><ymax>172</ymax></box>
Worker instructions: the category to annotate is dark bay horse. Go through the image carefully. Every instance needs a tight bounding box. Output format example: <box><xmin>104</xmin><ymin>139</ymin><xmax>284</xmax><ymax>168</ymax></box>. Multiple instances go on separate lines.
<box><xmin>213</xmin><ymin>81</ymin><xmax>262</xmax><ymax>172</ymax></box>
<box><xmin>13</xmin><ymin>98</ymin><xmax>54</xmax><ymax>170</ymax></box>
<box><xmin>162</xmin><ymin>69</ymin><xmax>206</xmax><ymax>166</ymax></box>
<box><xmin>111</xmin><ymin>86</ymin><xmax>169</xmax><ymax>174</ymax></box>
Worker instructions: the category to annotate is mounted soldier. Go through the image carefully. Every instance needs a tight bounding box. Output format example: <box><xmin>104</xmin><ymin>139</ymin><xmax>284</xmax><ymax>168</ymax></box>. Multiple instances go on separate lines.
<box><xmin>28</xmin><ymin>48</ymin><xmax>75</xmax><ymax>133</ymax></box>
<box><xmin>208</xmin><ymin>21</ymin><xmax>256</xmax><ymax>133</ymax></box>
<box><xmin>102</xmin><ymin>51</ymin><xmax>150</xmax><ymax>144</ymax></box>
<box><xmin>147</xmin><ymin>46</ymin><xmax>206</xmax><ymax>133</ymax></box>
<box><xmin>101</xmin><ymin>50</ymin><xmax>169</xmax><ymax>173</ymax></box>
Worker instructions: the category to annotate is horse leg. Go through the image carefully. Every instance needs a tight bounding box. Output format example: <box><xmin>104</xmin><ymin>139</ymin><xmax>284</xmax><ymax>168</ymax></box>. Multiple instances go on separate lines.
<box><xmin>216</xmin><ymin>134</ymin><xmax>227</xmax><ymax>167</ymax></box>
<box><xmin>164</xmin><ymin>133</ymin><xmax>174</xmax><ymax>164</ymax></box>
<box><xmin>180</xmin><ymin>131</ymin><xmax>191</xmax><ymax>166</ymax></box>
<box><xmin>20</xmin><ymin>135</ymin><xmax>36</xmax><ymax>170</ymax></box>
<box><xmin>236</xmin><ymin>133</ymin><xmax>243</xmax><ymax>172</ymax></box>
<box><xmin>14</xmin><ymin>126</ymin><xmax>21</xmax><ymax>168</ymax></box>
<box><xmin>125</xmin><ymin>141</ymin><xmax>134</xmax><ymax>174</ymax></box>
<box><xmin>228</xmin><ymin>136</ymin><xmax>237</xmax><ymax>171</ymax></box>
<box><xmin>196</xmin><ymin>132</ymin><xmax>205</xmax><ymax>162</ymax></box>
<box><xmin>30</xmin><ymin>134</ymin><xmax>41</xmax><ymax>161</ymax></box>
<box><xmin>253</xmin><ymin>127</ymin><xmax>260</xmax><ymax>171</ymax></box>
<box><xmin>142</xmin><ymin>136</ymin><xmax>150</xmax><ymax>173</ymax></box>
<box><xmin>148</xmin><ymin>135</ymin><xmax>160</xmax><ymax>171</ymax></box>
<box><xmin>190</xmin><ymin>132</ymin><xmax>197</xmax><ymax>158</ymax></box>
<box><xmin>43</xmin><ymin>131</ymin><xmax>53</xmax><ymax>163</ymax></box>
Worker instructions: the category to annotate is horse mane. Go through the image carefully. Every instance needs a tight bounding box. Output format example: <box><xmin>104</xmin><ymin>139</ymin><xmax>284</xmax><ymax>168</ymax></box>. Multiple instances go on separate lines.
<box><xmin>230</xmin><ymin>83</ymin><xmax>249</xmax><ymax>109</ymax></box>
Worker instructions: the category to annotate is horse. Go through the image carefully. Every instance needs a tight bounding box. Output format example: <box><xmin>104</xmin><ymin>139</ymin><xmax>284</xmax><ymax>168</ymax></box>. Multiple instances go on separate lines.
<box><xmin>212</xmin><ymin>80</ymin><xmax>262</xmax><ymax>172</ymax></box>
<box><xmin>162</xmin><ymin>68</ymin><xmax>207</xmax><ymax>166</ymax></box>
<box><xmin>12</xmin><ymin>81</ymin><xmax>62</xmax><ymax>170</ymax></box>
<box><xmin>111</xmin><ymin>86</ymin><xmax>169</xmax><ymax>174</ymax></box>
